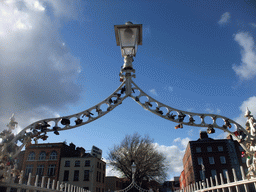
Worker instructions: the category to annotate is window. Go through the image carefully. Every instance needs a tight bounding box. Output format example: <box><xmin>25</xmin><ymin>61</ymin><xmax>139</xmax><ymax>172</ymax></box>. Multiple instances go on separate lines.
<box><xmin>96</xmin><ymin>171</ymin><xmax>99</xmax><ymax>182</ymax></box>
<box><xmin>36</xmin><ymin>165</ymin><xmax>44</xmax><ymax>176</ymax></box>
<box><xmin>65</xmin><ymin>161</ymin><xmax>70</xmax><ymax>167</ymax></box>
<box><xmin>75</xmin><ymin>160</ymin><xmax>80</xmax><ymax>167</ymax></box>
<box><xmin>220</xmin><ymin>156</ymin><xmax>226</xmax><ymax>164</ymax></box>
<box><xmin>84</xmin><ymin>187</ymin><xmax>89</xmax><ymax>191</ymax></box>
<box><xmin>103</xmin><ymin>164</ymin><xmax>105</xmax><ymax>170</ymax></box>
<box><xmin>218</xmin><ymin>146</ymin><xmax>223</xmax><ymax>152</ymax></box>
<box><xmin>199</xmin><ymin>170</ymin><xmax>204</xmax><ymax>180</ymax></box>
<box><xmin>47</xmin><ymin>164</ymin><xmax>56</xmax><ymax>176</ymax></box>
<box><xmin>28</xmin><ymin>152</ymin><xmax>35</xmax><ymax>160</ymax></box>
<box><xmin>223</xmin><ymin>169</ymin><xmax>228</xmax><ymax>179</ymax></box>
<box><xmin>209</xmin><ymin>157</ymin><xmax>215</xmax><ymax>164</ymax></box>
<box><xmin>211</xmin><ymin>169</ymin><xmax>217</xmax><ymax>178</ymax></box>
<box><xmin>207</xmin><ymin>146</ymin><xmax>212</xmax><ymax>152</ymax></box>
<box><xmin>102</xmin><ymin>173</ymin><xmax>105</xmax><ymax>183</ymax></box>
<box><xmin>99</xmin><ymin>172</ymin><xmax>101</xmax><ymax>182</ymax></box>
<box><xmin>84</xmin><ymin>170</ymin><xmax>89</xmax><ymax>181</ymax></box>
<box><xmin>39</xmin><ymin>151</ymin><xmax>46</xmax><ymax>160</ymax></box>
<box><xmin>63</xmin><ymin>170</ymin><xmax>69</xmax><ymax>181</ymax></box>
<box><xmin>196</xmin><ymin>147</ymin><xmax>201</xmax><ymax>153</ymax></box>
<box><xmin>97</xmin><ymin>162</ymin><xmax>99</xmax><ymax>168</ymax></box>
<box><xmin>74</xmin><ymin>170</ymin><xmax>79</xmax><ymax>181</ymax></box>
<box><xmin>85</xmin><ymin>160</ymin><xmax>90</xmax><ymax>167</ymax></box>
<box><xmin>25</xmin><ymin>165</ymin><xmax>33</xmax><ymax>176</ymax></box>
<box><xmin>99</xmin><ymin>163</ymin><xmax>101</xmax><ymax>169</ymax></box>
<box><xmin>49</xmin><ymin>151</ymin><xmax>57</xmax><ymax>160</ymax></box>
<box><xmin>197</xmin><ymin>157</ymin><xmax>203</xmax><ymax>165</ymax></box>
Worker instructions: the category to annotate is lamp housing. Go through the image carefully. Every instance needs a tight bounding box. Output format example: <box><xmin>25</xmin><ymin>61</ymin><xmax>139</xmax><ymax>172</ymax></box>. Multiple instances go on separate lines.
<box><xmin>131</xmin><ymin>162</ymin><xmax>136</xmax><ymax>174</ymax></box>
<box><xmin>114</xmin><ymin>22</ymin><xmax>142</xmax><ymax>57</ymax></box>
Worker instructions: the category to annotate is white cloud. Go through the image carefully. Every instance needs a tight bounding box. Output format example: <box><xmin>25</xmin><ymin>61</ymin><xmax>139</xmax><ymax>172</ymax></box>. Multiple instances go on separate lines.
<box><xmin>150</xmin><ymin>89</ymin><xmax>158</xmax><ymax>96</ymax></box>
<box><xmin>232</xmin><ymin>32</ymin><xmax>256</xmax><ymax>80</ymax></box>
<box><xmin>205</xmin><ymin>108</ymin><xmax>221</xmax><ymax>114</ymax></box>
<box><xmin>235</xmin><ymin>96</ymin><xmax>256</xmax><ymax>127</ymax></box>
<box><xmin>187</xmin><ymin>129</ymin><xmax>194</xmax><ymax>136</ymax></box>
<box><xmin>250</xmin><ymin>23</ymin><xmax>256</xmax><ymax>28</ymax></box>
<box><xmin>105</xmin><ymin>139</ymin><xmax>190</xmax><ymax>179</ymax></box>
<box><xmin>173</xmin><ymin>137</ymin><xmax>190</xmax><ymax>148</ymax></box>
<box><xmin>168</xmin><ymin>86</ymin><xmax>173</xmax><ymax>92</ymax></box>
<box><xmin>164</xmin><ymin>86</ymin><xmax>173</xmax><ymax>92</ymax></box>
<box><xmin>218</xmin><ymin>12</ymin><xmax>231</xmax><ymax>25</ymax></box>
<box><xmin>186</xmin><ymin>108</ymin><xmax>193</xmax><ymax>112</ymax></box>
<box><xmin>154</xmin><ymin>138</ymin><xmax>190</xmax><ymax>179</ymax></box>
<box><xmin>205</xmin><ymin>108</ymin><xmax>214</xmax><ymax>113</ymax></box>
<box><xmin>104</xmin><ymin>158</ymin><xmax>124</xmax><ymax>177</ymax></box>
<box><xmin>0</xmin><ymin>0</ymin><xmax>84</xmax><ymax>131</ymax></box>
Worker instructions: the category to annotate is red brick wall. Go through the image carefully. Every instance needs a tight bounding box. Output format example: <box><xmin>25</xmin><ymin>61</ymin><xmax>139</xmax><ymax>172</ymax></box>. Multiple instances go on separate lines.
<box><xmin>22</xmin><ymin>143</ymin><xmax>64</xmax><ymax>184</ymax></box>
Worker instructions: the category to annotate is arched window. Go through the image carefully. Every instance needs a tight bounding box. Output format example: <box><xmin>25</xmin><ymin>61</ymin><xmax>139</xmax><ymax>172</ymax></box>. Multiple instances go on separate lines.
<box><xmin>39</xmin><ymin>151</ymin><xmax>46</xmax><ymax>160</ymax></box>
<box><xmin>49</xmin><ymin>151</ymin><xmax>57</xmax><ymax>160</ymax></box>
<box><xmin>28</xmin><ymin>152</ymin><xmax>35</xmax><ymax>160</ymax></box>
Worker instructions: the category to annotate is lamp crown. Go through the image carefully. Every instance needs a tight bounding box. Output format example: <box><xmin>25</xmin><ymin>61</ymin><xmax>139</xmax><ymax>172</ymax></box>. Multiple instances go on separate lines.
<box><xmin>125</xmin><ymin>21</ymin><xmax>133</xmax><ymax>25</ymax></box>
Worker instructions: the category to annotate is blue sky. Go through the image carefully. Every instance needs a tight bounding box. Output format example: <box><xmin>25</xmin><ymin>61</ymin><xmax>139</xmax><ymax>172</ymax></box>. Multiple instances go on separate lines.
<box><xmin>1</xmin><ymin>0</ymin><xmax>256</xmax><ymax>180</ymax></box>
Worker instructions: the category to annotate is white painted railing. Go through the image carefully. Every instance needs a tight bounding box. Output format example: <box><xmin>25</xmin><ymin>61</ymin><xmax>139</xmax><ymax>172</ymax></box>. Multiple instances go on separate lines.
<box><xmin>0</xmin><ymin>172</ymin><xmax>89</xmax><ymax>192</ymax></box>
<box><xmin>177</xmin><ymin>166</ymin><xmax>256</xmax><ymax>192</ymax></box>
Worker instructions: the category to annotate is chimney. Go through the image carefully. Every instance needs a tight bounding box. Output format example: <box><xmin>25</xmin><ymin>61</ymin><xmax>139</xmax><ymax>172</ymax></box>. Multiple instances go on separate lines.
<box><xmin>77</xmin><ymin>147</ymin><xmax>85</xmax><ymax>157</ymax></box>
<box><xmin>200</xmin><ymin>131</ymin><xmax>208</xmax><ymax>139</ymax></box>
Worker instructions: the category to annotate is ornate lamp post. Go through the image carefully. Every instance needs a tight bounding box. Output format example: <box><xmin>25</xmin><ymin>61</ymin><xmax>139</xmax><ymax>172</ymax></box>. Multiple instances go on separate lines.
<box><xmin>1</xmin><ymin>21</ymin><xmax>256</xmax><ymax>185</ymax></box>
<box><xmin>114</xmin><ymin>21</ymin><xmax>142</xmax><ymax>95</ymax></box>
<box><xmin>114</xmin><ymin>162</ymin><xmax>148</xmax><ymax>192</ymax></box>
<box><xmin>131</xmin><ymin>162</ymin><xmax>136</xmax><ymax>182</ymax></box>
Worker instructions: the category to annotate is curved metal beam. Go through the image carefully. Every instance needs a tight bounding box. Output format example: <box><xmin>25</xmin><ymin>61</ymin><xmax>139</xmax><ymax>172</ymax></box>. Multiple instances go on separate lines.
<box><xmin>115</xmin><ymin>181</ymin><xmax>149</xmax><ymax>192</ymax></box>
<box><xmin>1</xmin><ymin>81</ymin><xmax>128</xmax><ymax>160</ymax></box>
<box><xmin>129</xmin><ymin>80</ymin><xmax>254</xmax><ymax>154</ymax></box>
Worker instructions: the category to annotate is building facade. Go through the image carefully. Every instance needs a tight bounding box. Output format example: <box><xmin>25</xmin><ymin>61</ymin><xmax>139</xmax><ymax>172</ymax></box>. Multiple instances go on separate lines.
<box><xmin>179</xmin><ymin>170</ymin><xmax>185</xmax><ymax>190</ymax></box>
<box><xmin>59</xmin><ymin>155</ymin><xmax>106</xmax><ymax>192</ymax></box>
<box><xmin>105</xmin><ymin>176</ymin><xmax>123</xmax><ymax>191</ymax></box>
<box><xmin>21</xmin><ymin>142</ymin><xmax>105</xmax><ymax>192</ymax></box>
<box><xmin>161</xmin><ymin>177</ymin><xmax>180</xmax><ymax>192</ymax></box>
<box><xmin>181</xmin><ymin>131</ymin><xmax>246</xmax><ymax>189</ymax></box>
<box><xmin>22</xmin><ymin>142</ymin><xmax>74</xmax><ymax>185</ymax></box>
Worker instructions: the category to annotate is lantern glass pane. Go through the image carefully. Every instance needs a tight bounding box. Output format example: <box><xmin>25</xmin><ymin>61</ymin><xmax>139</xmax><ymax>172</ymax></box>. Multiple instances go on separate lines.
<box><xmin>121</xmin><ymin>47</ymin><xmax>134</xmax><ymax>57</ymax></box>
<box><xmin>119</xmin><ymin>27</ymin><xmax>138</xmax><ymax>56</ymax></box>
<box><xmin>119</xmin><ymin>28</ymin><xmax>138</xmax><ymax>47</ymax></box>
<box><xmin>132</xmin><ymin>167</ymin><xmax>136</xmax><ymax>174</ymax></box>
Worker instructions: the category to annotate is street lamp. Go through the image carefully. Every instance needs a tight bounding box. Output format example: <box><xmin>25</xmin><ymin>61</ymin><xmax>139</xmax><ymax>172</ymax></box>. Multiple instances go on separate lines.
<box><xmin>131</xmin><ymin>162</ymin><xmax>136</xmax><ymax>182</ymax></box>
<box><xmin>114</xmin><ymin>21</ymin><xmax>142</xmax><ymax>70</ymax></box>
<box><xmin>114</xmin><ymin>22</ymin><xmax>142</xmax><ymax>96</ymax></box>
<box><xmin>114</xmin><ymin>162</ymin><xmax>148</xmax><ymax>192</ymax></box>
<box><xmin>114</xmin><ymin>21</ymin><xmax>142</xmax><ymax>58</ymax></box>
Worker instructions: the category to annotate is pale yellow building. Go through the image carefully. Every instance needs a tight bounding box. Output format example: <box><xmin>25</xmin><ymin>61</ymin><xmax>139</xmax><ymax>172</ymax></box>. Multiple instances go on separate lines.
<box><xmin>59</xmin><ymin>153</ymin><xmax>106</xmax><ymax>192</ymax></box>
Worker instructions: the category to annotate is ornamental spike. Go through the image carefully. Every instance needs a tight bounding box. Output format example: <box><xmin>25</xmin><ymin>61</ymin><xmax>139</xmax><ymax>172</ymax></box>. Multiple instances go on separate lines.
<box><xmin>245</xmin><ymin>107</ymin><xmax>252</xmax><ymax>118</ymax></box>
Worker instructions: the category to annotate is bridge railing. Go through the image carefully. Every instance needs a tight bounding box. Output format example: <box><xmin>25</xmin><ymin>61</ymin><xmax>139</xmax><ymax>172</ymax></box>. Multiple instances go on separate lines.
<box><xmin>0</xmin><ymin>172</ymin><xmax>89</xmax><ymax>192</ymax></box>
<box><xmin>177</xmin><ymin>166</ymin><xmax>256</xmax><ymax>192</ymax></box>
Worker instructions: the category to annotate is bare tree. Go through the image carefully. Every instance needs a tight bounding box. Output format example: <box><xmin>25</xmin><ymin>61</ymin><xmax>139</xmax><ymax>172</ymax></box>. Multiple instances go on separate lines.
<box><xmin>108</xmin><ymin>132</ymin><xmax>167</xmax><ymax>184</ymax></box>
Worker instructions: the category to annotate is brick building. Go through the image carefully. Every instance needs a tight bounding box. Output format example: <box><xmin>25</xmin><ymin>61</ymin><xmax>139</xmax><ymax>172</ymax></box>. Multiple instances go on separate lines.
<box><xmin>22</xmin><ymin>142</ymin><xmax>105</xmax><ymax>192</ymax></box>
<box><xmin>181</xmin><ymin>131</ymin><xmax>246</xmax><ymax>190</ymax></box>
<box><xmin>179</xmin><ymin>170</ymin><xmax>185</xmax><ymax>190</ymax></box>
<box><xmin>22</xmin><ymin>142</ymin><xmax>80</xmax><ymax>185</ymax></box>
